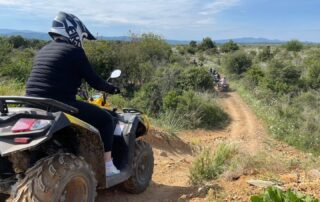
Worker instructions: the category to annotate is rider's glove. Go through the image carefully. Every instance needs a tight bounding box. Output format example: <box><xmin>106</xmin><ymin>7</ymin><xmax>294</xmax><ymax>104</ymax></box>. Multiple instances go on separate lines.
<box><xmin>106</xmin><ymin>83</ymin><xmax>120</xmax><ymax>94</ymax></box>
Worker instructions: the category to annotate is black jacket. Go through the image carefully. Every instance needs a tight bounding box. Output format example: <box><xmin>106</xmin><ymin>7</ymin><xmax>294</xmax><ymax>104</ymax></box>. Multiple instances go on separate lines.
<box><xmin>26</xmin><ymin>40</ymin><xmax>111</xmax><ymax>101</ymax></box>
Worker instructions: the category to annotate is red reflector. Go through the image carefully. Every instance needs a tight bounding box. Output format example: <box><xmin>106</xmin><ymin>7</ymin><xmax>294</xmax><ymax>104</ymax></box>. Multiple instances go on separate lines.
<box><xmin>14</xmin><ymin>137</ymin><xmax>31</xmax><ymax>144</ymax></box>
<box><xmin>12</xmin><ymin>119</ymin><xmax>36</xmax><ymax>133</ymax></box>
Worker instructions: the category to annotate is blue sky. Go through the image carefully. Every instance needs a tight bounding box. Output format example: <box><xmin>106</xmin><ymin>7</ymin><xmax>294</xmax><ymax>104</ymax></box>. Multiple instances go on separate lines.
<box><xmin>0</xmin><ymin>0</ymin><xmax>319</xmax><ymax>41</ymax></box>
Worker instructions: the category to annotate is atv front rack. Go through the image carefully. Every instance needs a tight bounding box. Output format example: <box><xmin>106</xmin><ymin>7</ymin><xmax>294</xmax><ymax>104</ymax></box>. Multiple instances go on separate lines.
<box><xmin>0</xmin><ymin>96</ymin><xmax>78</xmax><ymax>115</ymax></box>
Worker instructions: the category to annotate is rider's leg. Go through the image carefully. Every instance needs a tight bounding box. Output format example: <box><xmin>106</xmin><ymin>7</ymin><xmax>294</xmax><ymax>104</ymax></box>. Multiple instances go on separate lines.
<box><xmin>65</xmin><ymin>100</ymin><xmax>120</xmax><ymax>176</ymax></box>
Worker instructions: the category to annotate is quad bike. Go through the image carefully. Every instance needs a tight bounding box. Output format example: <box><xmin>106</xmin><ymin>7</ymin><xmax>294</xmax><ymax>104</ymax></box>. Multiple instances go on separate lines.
<box><xmin>0</xmin><ymin>70</ymin><xmax>154</xmax><ymax>202</ymax></box>
<box><xmin>217</xmin><ymin>82</ymin><xmax>229</xmax><ymax>92</ymax></box>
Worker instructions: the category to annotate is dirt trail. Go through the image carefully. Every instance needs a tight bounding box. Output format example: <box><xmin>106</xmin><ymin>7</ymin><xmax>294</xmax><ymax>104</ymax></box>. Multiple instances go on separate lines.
<box><xmin>97</xmin><ymin>91</ymin><xmax>320</xmax><ymax>201</ymax></box>
<box><xmin>220</xmin><ymin>92</ymin><xmax>266</xmax><ymax>153</ymax></box>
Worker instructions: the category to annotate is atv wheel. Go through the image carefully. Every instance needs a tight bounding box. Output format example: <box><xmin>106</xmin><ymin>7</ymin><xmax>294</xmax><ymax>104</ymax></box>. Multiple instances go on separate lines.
<box><xmin>12</xmin><ymin>153</ymin><xmax>97</xmax><ymax>202</ymax></box>
<box><xmin>122</xmin><ymin>140</ymin><xmax>154</xmax><ymax>194</ymax></box>
<box><xmin>0</xmin><ymin>193</ymin><xmax>10</xmax><ymax>201</ymax></box>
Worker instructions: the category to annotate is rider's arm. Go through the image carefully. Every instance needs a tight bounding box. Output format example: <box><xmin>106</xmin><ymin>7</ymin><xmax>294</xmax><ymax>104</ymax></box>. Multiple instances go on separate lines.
<box><xmin>76</xmin><ymin>48</ymin><xmax>113</xmax><ymax>92</ymax></box>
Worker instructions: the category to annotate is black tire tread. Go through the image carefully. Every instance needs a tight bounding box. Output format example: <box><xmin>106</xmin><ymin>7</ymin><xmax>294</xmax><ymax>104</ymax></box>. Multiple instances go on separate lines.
<box><xmin>11</xmin><ymin>153</ymin><xmax>97</xmax><ymax>202</ymax></box>
<box><xmin>122</xmin><ymin>140</ymin><xmax>154</xmax><ymax>194</ymax></box>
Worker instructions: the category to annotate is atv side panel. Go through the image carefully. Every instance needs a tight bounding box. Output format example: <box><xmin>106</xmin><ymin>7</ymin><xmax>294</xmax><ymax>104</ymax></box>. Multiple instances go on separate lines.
<box><xmin>106</xmin><ymin>115</ymin><xmax>140</xmax><ymax>188</ymax></box>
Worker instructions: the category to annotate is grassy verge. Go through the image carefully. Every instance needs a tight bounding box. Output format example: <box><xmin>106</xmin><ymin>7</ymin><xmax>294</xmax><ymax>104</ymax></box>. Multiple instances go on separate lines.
<box><xmin>251</xmin><ymin>187</ymin><xmax>319</xmax><ymax>202</ymax></box>
<box><xmin>0</xmin><ymin>79</ymin><xmax>25</xmax><ymax>95</ymax></box>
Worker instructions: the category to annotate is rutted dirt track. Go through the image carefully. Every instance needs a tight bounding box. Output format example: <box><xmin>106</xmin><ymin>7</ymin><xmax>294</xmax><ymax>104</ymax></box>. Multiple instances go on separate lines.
<box><xmin>97</xmin><ymin>91</ymin><xmax>320</xmax><ymax>201</ymax></box>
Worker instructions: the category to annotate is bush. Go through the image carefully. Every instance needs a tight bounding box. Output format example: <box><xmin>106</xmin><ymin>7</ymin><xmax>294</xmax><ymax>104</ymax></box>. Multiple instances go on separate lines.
<box><xmin>130</xmin><ymin>81</ymin><xmax>163</xmax><ymax>115</ymax></box>
<box><xmin>189</xmin><ymin>40</ymin><xmax>197</xmax><ymax>48</ymax></box>
<box><xmin>199</xmin><ymin>37</ymin><xmax>217</xmax><ymax>53</ymax></box>
<box><xmin>258</xmin><ymin>46</ymin><xmax>273</xmax><ymax>61</ymax></box>
<box><xmin>223</xmin><ymin>51</ymin><xmax>252</xmax><ymax>74</ymax></box>
<box><xmin>163</xmin><ymin>91</ymin><xmax>229</xmax><ymax>129</ymax></box>
<box><xmin>8</xmin><ymin>35</ymin><xmax>28</xmax><ymax>48</ymax></box>
<box><xmin>139</xmin><ymin>33</ymin><xmax>172</xmax><ymax>63</ymax></box>
<box><xmin>0</xmin><ymin>37</ymin><xmax>12</xmax><ymax>65</ymax></box>
<box><xmin>263</xmin><ymin>61</ymin><xmax>302</xmax><ymax>94</ymax></box>
<box><xmin>304</xmin><ymin>51</ymin><xmax>320</xmax><ymax>89</ymax></box>
<box><xmin>177</xmin><ymin>67</ymin><xmax>213</xmax><ymax>91</ymax></box>
<box><xmin>244</xmin><ymin>67</ymin><xmax>265</xmax><ymax>89</ymax></box>
<box><xmin>220</xmin><ymin>40</ymin><xmax>239</xmax><ymax>53</ymax></box>
<box><xmin>186</xmin><ymin>46</ymin><xmax>196</xmax><ymax>54</ymax></box>
<box><xmin>189</xmin><ymin>144</ymin><xmax>237</xmax><ymax>185</ymax></box>
<box><xmin>284</xmin><ymin>39</ymin><xmax>303</xmax><ymax>52</ymax></box>
<box><xmin>0</xmin><ymin>80</ymin><xmax>24</xmax><ymax>95</ymax></box>
<box><xmin>108</xmin><ymin>94</ymin><xmax>129</xmax><ymax>109</ymax></box>
<box><xmin>251</xmin><ymin>187</ymin><xmax>319</xmax><ymax>202</ymax></box>
<box><xmin>0</xmin><ymin>48</ymin><xmax>34</xmax><ymax>82</ymax></box>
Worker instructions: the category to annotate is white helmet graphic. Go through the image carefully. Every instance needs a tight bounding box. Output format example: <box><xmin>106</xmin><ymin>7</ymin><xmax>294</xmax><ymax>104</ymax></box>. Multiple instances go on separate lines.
<box><xmin>49</xmin><ymin>12</ymin><xmax>96</xmax><ymax>47</ymax></box>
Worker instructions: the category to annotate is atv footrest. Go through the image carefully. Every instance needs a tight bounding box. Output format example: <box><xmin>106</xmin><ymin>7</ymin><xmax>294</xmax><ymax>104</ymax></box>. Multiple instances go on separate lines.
<box><xmin>106</xmin><ymin>168</ymin><xmax>131</xmax><ymax>188</ymax></box>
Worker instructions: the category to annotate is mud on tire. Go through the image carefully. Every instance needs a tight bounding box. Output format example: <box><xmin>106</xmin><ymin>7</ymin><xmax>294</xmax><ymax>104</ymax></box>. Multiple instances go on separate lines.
<box><xmin>122</xmin><ymin>140</ymin><xmax>154</xmax><ymax>194</ymax></box>
<box><xmin>12</xmin><ymin>153</ymin><xmax>97</xmax><ymax>202</ymax></box>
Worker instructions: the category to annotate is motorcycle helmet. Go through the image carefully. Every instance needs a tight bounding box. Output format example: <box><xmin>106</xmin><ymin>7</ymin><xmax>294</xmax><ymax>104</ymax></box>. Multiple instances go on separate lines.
<box><xmin>49</xmin><ymin>11</ymin><xmax>96</xmax><ymax>47</ymax></box>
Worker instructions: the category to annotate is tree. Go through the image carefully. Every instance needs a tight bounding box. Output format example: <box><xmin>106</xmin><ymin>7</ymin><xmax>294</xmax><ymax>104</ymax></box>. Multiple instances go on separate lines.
<box><xmin>8</xmin><ymin>35</ymin><xmax>28</xmax><ymax>48</ymax></box>
<box><xmin>139</xmin><ymin>33</ymin><xmax>172</xmax><ymax>63</ymax></box>
<box><xmin>187</xmin><ymin>40</ymin><xmax>198</xmax><ymax>54</ymax></box>
<box><xmin>198</xmin><ymin>37</ymin><xmax>217</xmax><ymax>53</ymax></box>
<box><xmin>220</xmin><ymin>40</ymin><xmax>239</xmax><ymax>53</ymax></box>
<box><xmin>284</xmin><ymin>40</ymin><xmax>303</xmax><ymax>52</ymax></box>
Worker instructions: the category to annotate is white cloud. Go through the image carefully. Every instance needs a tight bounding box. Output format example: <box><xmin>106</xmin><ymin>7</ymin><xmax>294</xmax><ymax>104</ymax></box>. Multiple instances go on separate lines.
<box><xmin>0</xmin><ymin>0</ymin><xmax>240</xmax><ymax>29</ymax></box>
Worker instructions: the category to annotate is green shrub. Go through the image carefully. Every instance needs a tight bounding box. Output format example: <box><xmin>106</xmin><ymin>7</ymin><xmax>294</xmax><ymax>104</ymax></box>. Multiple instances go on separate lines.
<box><xmin>189</xmin><ymin>40</ymin><xmax>197</xmax><ymax>48</ymax></box>
<box><xmin>304</xmin><ymin>51</ymin><xmax>320</xmax><ymax>89</ymax></box>
<box><xmin>198</xmin><ymin>37</ymin><xmax>217</xmax><ymax>53</ymax></box>
<box><xmin>258</xmin><ymin>46</ymin><xmax>273</xmax><ymax>61</ymax></box>
<box><xmin>8</xmin><ymin>35</ymin><xmax>28</xmax><ymax>48</ymax></box>
<box><xmin>284</xmin><ymin>39</ymin><xmax>303</xmax><ymax>52</ymax></box>
<box><xmin>108</xmin><ymin>94</ymin><xmax>129</xmax><ymax>109</ymax></box>
<box><xmin>223</xmin><ymin>51</ymin><xmax>252</xmax><ymax>74</ymax></box>
<box><xmin>0</xmin><ymin>80</ymin><xmax>24</xmax><ymax>95</ymax></box>
<box><xmin>186</xmin><ymin>46</ymin><xmax>196</xmax><ymax>54</ymax></box>
<box><xmin>251</xmin><ymin>187</ymin><xmax>319</xmax><ymax>202</ymax></box>
<box><xmin>189</xmin><ymin>144</ymin><xmax>237</xmax><ymax>185</ymax></box>
<box><xmin>0</xmin><ymin>37</ymin><xmax>13</xmax><ymax>65</ymax></box>
<box><xmin>139</xmin><ymin>33</ymin><xmax>172</xmax><ymax>63</ymax></box>
<box><xmin>220</xmin><ymin>40</ymin><xmax>239</xmax><ymax>53</ymax></box>
<box><xmin>163</xmin><ymin>90</ymin><xmax>180</xmax><ymax>111</ymax></box>
<box><xmin>0</xmin><ymin>49</ymin><xmax>34</xmax><ymax>82</ymax></box>
<box><xmin>177</xmin><ymin>67</ymin><xmax>213</xmax><ymax>91</ymax></box>
<box><xmin>263</xmin><ymin>61</ymin><xmax>302</xmax><ymax>94</ymax></box>
<box><xmin>244</xmin><ymin>67</ymin><xmax>265</xmax><ymax>89</ymax></box>
<box><xmin>163</xmin><ymin>91</ymin><xmax>229</xmax><ymax>129</ymax></box>
<box><xmin>130</xmin><ymin>81</ymin><xmax>163</xmax><ymax>115</ymax></box>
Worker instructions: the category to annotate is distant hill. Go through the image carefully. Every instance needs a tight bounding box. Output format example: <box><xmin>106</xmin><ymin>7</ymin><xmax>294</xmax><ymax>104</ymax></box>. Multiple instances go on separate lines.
<box><xmin>0</xmin><ymin>28</ymin><xmax>312</xmax><ymax>45</ymax></box>
<box><xmin>0</xmin><ymin>29</ymin><xmax>51</xmax><ymax>40</ymax></box>
<box><xmin>215</xmin><ymin>37</ymin><xmax>284</xmax><ymax>44</ymax></box>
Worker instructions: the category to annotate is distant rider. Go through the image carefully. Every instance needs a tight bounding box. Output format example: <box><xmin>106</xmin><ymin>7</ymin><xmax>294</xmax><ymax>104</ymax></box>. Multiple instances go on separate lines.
<box><xmin>25</xmin><ymin>12</ymin><xmax>120</xmax><ymax>176</ymax></box>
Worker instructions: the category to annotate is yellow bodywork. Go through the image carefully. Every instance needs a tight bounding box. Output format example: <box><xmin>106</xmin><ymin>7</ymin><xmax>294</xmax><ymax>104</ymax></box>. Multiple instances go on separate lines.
<box><xmin>89</xmin><ymin>95</ymin><xmax>112</xmax><ymax>110</ymax></box>
<box><xmin>88</xmin><ymin>94</ymin><xmax>151</xmax><ymax>132</ymax></box>
<box><xmin>64</xmin><ymin>113</ymin><xmax>99</xmax><ymax>134</ymax></box>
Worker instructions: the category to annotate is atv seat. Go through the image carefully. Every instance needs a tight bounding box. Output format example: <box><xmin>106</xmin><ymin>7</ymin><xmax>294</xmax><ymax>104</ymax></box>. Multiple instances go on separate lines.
<box><xmin>0</xmin><ymin>96</ymin><xmax>78</xmax><ymax>115</ymax></box>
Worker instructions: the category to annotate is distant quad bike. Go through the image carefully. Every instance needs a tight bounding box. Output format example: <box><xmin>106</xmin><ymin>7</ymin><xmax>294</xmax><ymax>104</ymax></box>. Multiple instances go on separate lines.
<box><xmin>218</xmin><ymin>83</ymin><xmax>229</xmax><ymax>92</ymax></box>
<box><xmin>0</xmin><ymin>70</ymin><xmax>154</xmax><ymax>202</ymax></box>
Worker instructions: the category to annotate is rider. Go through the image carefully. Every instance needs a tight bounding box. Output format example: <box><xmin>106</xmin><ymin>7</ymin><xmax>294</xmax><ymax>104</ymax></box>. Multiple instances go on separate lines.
<box><xmin>25</xmin><ymin>12</ymin><xmax>120</xmax><ymax>176</ymax></box>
